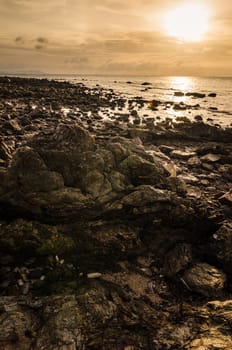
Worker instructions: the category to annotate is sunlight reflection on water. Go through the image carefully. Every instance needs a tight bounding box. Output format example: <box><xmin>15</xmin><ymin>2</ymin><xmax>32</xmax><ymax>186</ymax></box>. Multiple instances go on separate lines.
<box><xmin>167</xmin><ymin>76</ymin><xmax>194</xmax><ymax>92</ymax></box>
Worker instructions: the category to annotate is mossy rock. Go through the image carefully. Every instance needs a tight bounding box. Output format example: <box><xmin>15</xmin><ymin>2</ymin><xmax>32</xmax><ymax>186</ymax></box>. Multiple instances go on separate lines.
<box><xmin>0</xmin><ymin>219</ymin><xmax>75</xmax><ymax>258</ymax></box>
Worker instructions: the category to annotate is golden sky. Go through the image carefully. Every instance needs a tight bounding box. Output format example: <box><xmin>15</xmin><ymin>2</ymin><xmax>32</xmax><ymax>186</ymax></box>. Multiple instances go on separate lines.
<box><xmin>0</xmin><ymin>0</ymin><xmax>232</xmax><ymax>75</ymax></box>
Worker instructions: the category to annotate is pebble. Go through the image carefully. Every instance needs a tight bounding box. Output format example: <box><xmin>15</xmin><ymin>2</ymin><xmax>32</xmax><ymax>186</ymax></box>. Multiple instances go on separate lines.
<box><xmin>87</xmin><ymin>272</ymin><xmax>102</xmax><ymax>279</ymax></box>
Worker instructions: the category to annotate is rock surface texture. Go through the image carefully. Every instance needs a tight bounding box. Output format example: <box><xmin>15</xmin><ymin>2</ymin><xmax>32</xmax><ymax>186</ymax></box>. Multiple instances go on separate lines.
<box><xmin>0</xmin><ymin>77</ymin><xmax>232</xmax><ymax>349</ymax></box>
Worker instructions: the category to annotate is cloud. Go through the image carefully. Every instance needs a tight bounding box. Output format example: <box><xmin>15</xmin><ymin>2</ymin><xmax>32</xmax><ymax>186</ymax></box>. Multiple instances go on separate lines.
<box><xmin>15</xmin><ymin>36</ymin><xmax>25</xmax><ymax>44</ymax></box>
<box><xmin>37</xmin><ymin>37</ymin><xmax>48</xmax><ymax>44</ymax></box>
<box><xmin>35</xmin><ymin>44</ymin><xmax>43</xmax><ymax>50</ymax></box>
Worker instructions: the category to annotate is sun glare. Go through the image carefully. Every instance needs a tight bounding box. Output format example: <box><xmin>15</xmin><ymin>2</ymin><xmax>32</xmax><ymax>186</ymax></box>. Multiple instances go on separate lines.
<box><xmin>164</xmin><ymin>3</ymin><xmax>210</xmax><ymax>42</ymax></box>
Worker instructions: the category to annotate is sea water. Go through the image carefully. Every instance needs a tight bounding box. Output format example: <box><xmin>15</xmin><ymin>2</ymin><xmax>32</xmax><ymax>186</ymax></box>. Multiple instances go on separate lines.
<box><xmin>3</xmin><ymin>74</ymin><xmax>232</xmax><ymax>127</ymax></box>
<box><xmin>58</xmin><ymin>75</ymin><xmax>232</xmax><ymax>127</ymax></box>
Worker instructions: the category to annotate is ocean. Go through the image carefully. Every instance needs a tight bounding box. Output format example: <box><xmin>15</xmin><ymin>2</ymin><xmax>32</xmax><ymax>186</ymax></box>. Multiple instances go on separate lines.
<box><xmin>2</xmin><ymin>74</ymin><xmax>232</xmax><ymax>127</ymax></box>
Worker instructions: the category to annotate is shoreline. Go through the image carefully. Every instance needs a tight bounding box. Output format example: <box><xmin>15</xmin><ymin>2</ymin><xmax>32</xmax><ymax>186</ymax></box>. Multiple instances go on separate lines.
<box><xmin>0</xmin><ymin>76</ymin><xmax>232</xmax><ymax>349</ymax></box>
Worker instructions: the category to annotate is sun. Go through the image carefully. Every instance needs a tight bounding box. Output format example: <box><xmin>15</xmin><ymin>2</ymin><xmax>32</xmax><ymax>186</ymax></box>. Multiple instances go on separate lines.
<box><xmin>164</xmin><ymin>3</ymin><xmax>210</xmax><ymax>42</ymax></box>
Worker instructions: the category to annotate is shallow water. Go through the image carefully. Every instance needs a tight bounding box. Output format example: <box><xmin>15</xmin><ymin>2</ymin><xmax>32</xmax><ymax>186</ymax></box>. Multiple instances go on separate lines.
<box><xmin>50</xmin><ymin>75</ymin><xmax>232</xmax><ymax>127</ymax></box>
<box><xmin>3</xmin><ymin>74</ymin><xmax>232</xmax><ymax>127</ymax></box>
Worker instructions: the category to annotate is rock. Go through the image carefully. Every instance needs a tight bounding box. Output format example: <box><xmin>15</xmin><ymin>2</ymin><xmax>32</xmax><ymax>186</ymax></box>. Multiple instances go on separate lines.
<box><xmin>183</xmin><ymin>263</ymin><xmax>226</xmax><ymax>296</ymax></box>
<box><xmin>163</xmin><ymin>243</ymin><xmax>192</xmax><ymax>276</ymax></box>
<box><xmin>185</xmin><ymin>92</ymin><xmax>206</xmax><ymax>98</ymax></box>
<box><xmin>202</xmin><ymin>162</ymin><xmax>214</xmax><ymax>171</ymax></box>
<box><xmin>149</xmin><ymin>99</ymin><xmax>161</xmax><ymax>110</ymax></box>
<box><xmin>187</xmin><ymin>156</ymin><xmax>201</xmax><ymax>166</ymax></box>
<box><xmin>119</xmin><ymin>153</ymin><xmax>168</xmax><ymax>186</ymax></box>
<box><xmin>218</xmin><ymin>164</ymin><xmax>232</xmax><ymax>181</ymax></box>
<box><xmin>0</xmin><ymin>138</ymin><xmax>12</xmax><ymax>162</ymax></box>
<box><xmin>173</xmin><ymin>103</ymin><xmax>187</xmax><ymax>110</ymax></box>
<box><xmin>178</xmin><ymin>174</ymin><xmax>198</xmax><ymax>184</ymax></box>
<box><xmin>194</xmin><ymin>115</ymin><xmax>203</xmax><ymax>122</ymax></box>
<box><xmin>3</xmin><ymin>119</ymin><xmax>21</xmax><ymax>133</ymax></box>
<box><xmin>141</xmin><ymin>82</ymin><xmax>152</xmax><ymax>86</ymax></box>
<box><xmin>29</xmin><ymin>123</ymin><xmax>96</xmax><ymax>153</ymax></box>
<box><xmin>87</xmin><ymin>272</ymin><xmax>102</xmax><ymax>279</ymax></box>
<box><xmin>1</xmin><ymin>76</ymin><xmax>232</xmax><ymax>349</ymax></box>
<box><xmin>159</xmin><ymin>145</ymin><xmax>175</xmax><ymax>155</ymax></box>
<box><xmin>0</xmin><ymin>219</ymin><xmax>76</xmax><ymax>257</ymax></box>
<box><xmin>208</xmin><ymin>92</ymin><xmax>217</xmax><ymax>97</ymax></box>
<box><xmin>219</xmin><ymin>191</ymin><xmax>232</xmax><ymax>205</ymax></box>
<box><xmin>210</xmin><ymin>221</ymin><xmax>232</xmax><ymax>272</ymax></box>
<box><xmin>0</xmin><ymin>283</ymin><xmax>162</xmax><ymax>349</ymax></box>
<box><xmin>171</xmin><ymin>150</ymin><xmax>196</xmax><ymax>160</ymax></box>
<box><xmin>120</xmin><ymin>185</ymin><xmax>172</xmax><ymax>207</ymax></box>
<box><xmin>201</xmin><ymin>153</ymin><xmax>221</xmax><ymax>163</ymax></box>
<box><xmin>174</xmin><ymin>91</ymin><xmax>185</xmax><ymax>97</ymax></box>
<box><xmin>81</xmin><ymin>170</ymin><xmax>112</xmax><ymax>198</ymax></box>
<box><xmin>131</xmin><ymin>109</ymin><xmax>138</xmax><ymax>117</ymax></box>
<box><xmin>186</xmin><ymin>186</ymin><xmax>202</xmax><ymax>199</ymax></box>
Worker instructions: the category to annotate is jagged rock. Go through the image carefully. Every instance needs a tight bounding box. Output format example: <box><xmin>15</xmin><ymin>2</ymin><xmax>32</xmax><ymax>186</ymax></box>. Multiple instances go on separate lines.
<box><xmin>163</xmin><ymin>243</ymin><xmax>192</xmax><ymax>276</ymax></box>
<box><xmin>120</xmin><ymin>185</ymin><xmax>172</xmax><ymax>207</ymax></box>
<box><xmin>157</xmin><ymin>300</ymin><xmax>232</xmax><ymax>349</ymax></box>
<box><xmin>119</xmin><ymin>154</ymin><xmax>168</xmax><ymax>186</ymax></box>
<box><xmin>210</xmin><ymin>221</ymin><xmax>232</xmax><ymax>272</ymax></box>
<box><xmin>0</xmin><ymin>282</ymin><xmax>161</xmax><ymax>349</ymax></box>
<box><xmin>0</xmin><ymin>219</ymin><xmax>75</xmax><ymax>258</ymax></box>
<box><xmin>218</xmin><ymin>164</ymin><xmax>232</xmax><ymax>181</ymax></box>
<box><xmin>0</xmin><ymin>138</ymin><xmax>12</xmax><ymax>162</ymax></box>
<box><xmin>183</xmin><ymin>263</ymin><xmax>226</xmax><ymax>297</ymax></box>
<box><xmin>29</xmin><ymin>123</ymin><xmax>96</xmax><ymax>153</ymax></box>
<box><xmin>219</xmin><ymin>191</ymin><xmax>232</xmax><ymax>205</ymax></box>
<box><xmin>1</xmin><ymin>77</ymin><xmax>232</xmax><ymax>349</ymax></box>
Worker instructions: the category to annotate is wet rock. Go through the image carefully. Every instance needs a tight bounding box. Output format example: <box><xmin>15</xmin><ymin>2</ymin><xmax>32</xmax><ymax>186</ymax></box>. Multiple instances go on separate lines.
<box><xmin>173</xmin><ymin>102</ymin><xmax>187</xmax><ymax>110</ymax></box>
<box><xmin>149</xmin><ymin>99</ymin><xmax>161</xmax><ymax>110</ymax></box>
<box><xmin>183</xmin><ymin>263</ymin><xmax>226</xmax><ymax>296</ymax></box>
<box><xmin>174</xmin><ymin>91</ymin><xmax>185</xmax><ymax>97</ymax></box>
<box><xmin>141</xmin><ymin>82</ymin><xmax>152</xmax><ymax>86</ymax></box>
<box><xmin>194</xmin><ymin>115</ymin><xmax>203</xmax><ymax>122</ymax></box>
<box><xmin>185</xmin><ymin>92</ymin><xmax>206</xmax><ymax>98</ymax></box>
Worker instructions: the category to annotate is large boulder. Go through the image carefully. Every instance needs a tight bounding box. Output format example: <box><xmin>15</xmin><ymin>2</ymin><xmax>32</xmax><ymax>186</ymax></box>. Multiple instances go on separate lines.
<box><xmin>0</xmin><ymin>122</ymin><xmax>182</xmax><ymax>221</ymax></box>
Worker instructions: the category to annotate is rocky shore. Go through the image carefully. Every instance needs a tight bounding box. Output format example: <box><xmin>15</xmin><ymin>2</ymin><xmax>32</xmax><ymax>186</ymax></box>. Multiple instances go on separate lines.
<box><xmin>0</xmin><ymin>76</ymin><xmax>232</xmax><ymax>349</ymax></box>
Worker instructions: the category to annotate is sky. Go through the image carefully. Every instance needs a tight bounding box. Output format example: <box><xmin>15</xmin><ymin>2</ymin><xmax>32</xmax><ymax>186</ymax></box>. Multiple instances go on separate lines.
<box><xmin>0</xmin><ymin>0</ymin><xmax>232</xmax><ymax>76</ymax></box>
